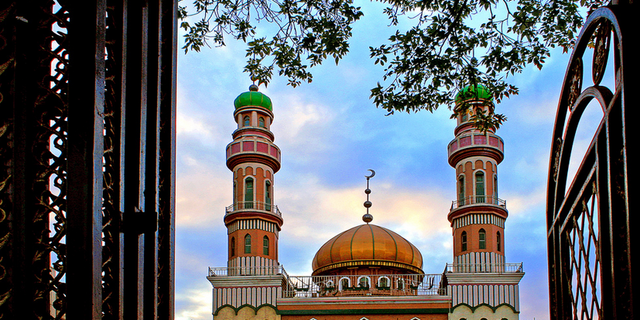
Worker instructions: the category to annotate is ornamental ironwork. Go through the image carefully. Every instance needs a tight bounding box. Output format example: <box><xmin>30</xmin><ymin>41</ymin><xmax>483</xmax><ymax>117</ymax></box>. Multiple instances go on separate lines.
<box><xmin>546</xmin><ymin>4</ymin><xmax>638</xmax><ymax>320</ymax></box>
<box><xmin>0</xmin><ymin>0</ymin><xmax>177</xmax><ymax>319</ymax></box>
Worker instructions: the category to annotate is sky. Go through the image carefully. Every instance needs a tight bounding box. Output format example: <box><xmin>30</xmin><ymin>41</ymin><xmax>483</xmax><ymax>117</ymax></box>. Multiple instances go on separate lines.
<box><xmin>172</xmin><ymin>4</ymin><xmax>608</xmax><ymax>320</ymax></box>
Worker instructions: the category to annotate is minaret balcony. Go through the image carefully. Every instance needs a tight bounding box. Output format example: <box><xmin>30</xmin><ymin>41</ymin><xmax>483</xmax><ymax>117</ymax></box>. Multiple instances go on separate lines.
<box><xmin>208</xmin><ymin>265</ymin><xmax>287</xmax><ymax>277</ymax></box>
<box><xmin>225</xmin><ymin>201</ymin><xmax>282</xmax><ymax>219</ymax></box>
<box><xmin>226</xmin><ymin>139</ymin><xmax>281</xmax><ymax>171</ymax></box>
<box><xmin>445</xmin><ymin>262</ymin><xmax>523</xmax><ymax>274</ymax></box>
<box><xmin>447</xmin><ymin>132</ymin><xmax>504</xmax><ymax>165</ymax></box>
<box><xmin>450</xmin><ymin>196</ymin><xmax>506</xmax><ymax>210</ymax></box>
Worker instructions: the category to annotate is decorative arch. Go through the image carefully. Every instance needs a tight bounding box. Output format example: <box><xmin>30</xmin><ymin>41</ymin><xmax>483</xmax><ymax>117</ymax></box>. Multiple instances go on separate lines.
<box><xmin>339</xmin><ymin>277</ymin><xmax>350</xmax><ymax>290</ymax></box>
<box><xmin>357</xmin><ymin>276</ymin><xmax>370</xmax><ymax>288</ymax></box>
<box><xmin>213</xmin><ymin>303</ymin><xmax>278</xmax><ymax>317</ymax></box>
<box><xmin>377</xmin><ymin>276</ymin><xmax>390</xmax><ymax>288</ymax></box>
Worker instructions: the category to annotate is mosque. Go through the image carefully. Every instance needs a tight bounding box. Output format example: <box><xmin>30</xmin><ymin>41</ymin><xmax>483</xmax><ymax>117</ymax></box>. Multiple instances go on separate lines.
<box><xmin>207</xmin><ymin>84</ymin><xmax>525</xmax><ymax>320</ymax></box>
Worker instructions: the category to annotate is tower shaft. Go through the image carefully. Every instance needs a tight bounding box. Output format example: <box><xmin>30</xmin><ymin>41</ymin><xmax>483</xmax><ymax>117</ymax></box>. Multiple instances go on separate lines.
<box><xmin>447</xmin><ymin>87</ymin><xmax>508</xmax><ymax>269</ymax></box>
<box><xmin>224</xmin><ymin>85</ymin><xmax>283</xmax><ymax>274</ymax></box>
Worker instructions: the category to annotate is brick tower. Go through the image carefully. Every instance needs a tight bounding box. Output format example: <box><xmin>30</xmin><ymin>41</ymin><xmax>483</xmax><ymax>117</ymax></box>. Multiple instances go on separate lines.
<box><xmin>224</xmin><ymin>83</ymin><xmax>283</xmax><ymax>273</ymax></box>
<box><xmin>207</xmin><ymin>85</ymin><xmax>287</xmax><ymax>319</ymax></box>
<box><xmin>447</xmin><ymin>84</ymin><xmax>508</xmax><ymax>268</ymax></box>
<box><xmin>444</xmin><ymin>84</ymin><xmax>524</xmax><ymax>319</ymax></box>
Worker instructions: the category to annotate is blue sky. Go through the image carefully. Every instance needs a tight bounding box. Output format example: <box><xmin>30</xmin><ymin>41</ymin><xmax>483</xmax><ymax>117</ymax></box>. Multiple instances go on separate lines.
<box><xmin>173</xmin><ymin>4</ymin><xmax>607</xmax><ymax>319</ymax></box>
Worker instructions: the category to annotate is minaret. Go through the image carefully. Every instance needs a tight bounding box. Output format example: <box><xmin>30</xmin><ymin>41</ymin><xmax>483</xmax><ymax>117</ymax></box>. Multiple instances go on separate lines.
<box><xmin>447</xmin><ymin>84</ymin><xmax>508</xmax><ymax>269</ymax></box>
<box><xmin>224</xmin><ymin>84</ymin><xmax>283</xmax><ymax>274</ymax></box>
<box><xmin>208</xmin><ymin>85</ymin><xmax>288</xmax><ymax>317</ymax></box>
<box><xmin>444</xmin><ymin>84</ymin><xmax>523</xmax><ymax>320</ymax></box>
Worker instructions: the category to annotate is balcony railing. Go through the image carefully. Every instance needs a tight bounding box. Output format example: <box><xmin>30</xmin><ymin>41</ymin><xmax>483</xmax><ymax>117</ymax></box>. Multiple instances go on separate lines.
<box><xmin>208</xmin><ymin>265</ymin><xmax>289</xmax><ymax>277</ymax></box>
<box><xmin>283</xmin><ymin>273</ymin><xmax>446</xmax><ymax>298</ymax></box>
<box><xmin>450</xmin><ymin>196</ymin><xmax>506</xmax><ymax>210</ymax></box>
<box><xmin>448</xmin><ymin>132</ymin><xmax>504</xmax><ymax>158</ymax></box>
<box><xmin>445</xmin><ymin>263</ymin><xmax>523</xmax><ymax>274</ymax></box>
<box><xmin>225</xmin><ymin>201</ymin><xmax>282</xmax><ymax>218</ymax></box>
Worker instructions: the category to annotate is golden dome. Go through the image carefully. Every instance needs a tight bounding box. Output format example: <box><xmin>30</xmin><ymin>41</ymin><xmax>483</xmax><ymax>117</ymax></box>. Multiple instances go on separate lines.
<box><xmin>311</xmin><ymin>224</ymin><xmax>423</xmax><ymax>275</ymax></box>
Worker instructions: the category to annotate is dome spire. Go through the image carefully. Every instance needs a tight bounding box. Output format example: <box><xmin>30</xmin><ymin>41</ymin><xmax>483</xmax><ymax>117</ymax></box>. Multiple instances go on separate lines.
<box><xmin>363</xmin><ymin>169</ymin><xmax>375</xmax><ymax>223</ymax></box>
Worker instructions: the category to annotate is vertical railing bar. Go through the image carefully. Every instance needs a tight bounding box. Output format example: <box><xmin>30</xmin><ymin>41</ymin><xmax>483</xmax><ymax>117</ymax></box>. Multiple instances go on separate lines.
<box><xmin>65</xmin><ymin>0</ymin><xmax>107</xmax><ymax>319</ymax></box>
<box><xmin>144</xmin><ymin>0</ymin><xmax>161</xmax><ymax>318</ymax></box>
<box><xmin>104</xmin><ymin>0</ymin><xmax>128</xmax><ymax>317</ymax></box>
<box><xmin>156</xmin><ymin>0</ymin><xmax>178</xmax><ymax>317</ymax></box>
<box><xmin>123</xmin><ymin>0</ymin><xmax>149</xmax><ymax>318</ymax></box>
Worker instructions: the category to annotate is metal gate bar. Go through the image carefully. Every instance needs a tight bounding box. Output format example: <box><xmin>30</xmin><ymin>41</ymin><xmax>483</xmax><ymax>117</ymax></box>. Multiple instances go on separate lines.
<box><xmin>0</xmin><ymin>0</ymin><xmax>177</xmax><ymax>319</ymax></box>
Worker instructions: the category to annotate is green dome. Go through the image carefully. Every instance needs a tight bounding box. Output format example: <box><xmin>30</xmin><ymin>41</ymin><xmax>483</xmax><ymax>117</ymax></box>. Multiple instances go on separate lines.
<box><xmin>234</xmin><ymin>85</ymin><xmax>272</xmax><ymax>111</ymax></box>
<box><xmin>455</xmin><ymin>84</ymin><xmax>493</xmax><ymax>103</ymax></box>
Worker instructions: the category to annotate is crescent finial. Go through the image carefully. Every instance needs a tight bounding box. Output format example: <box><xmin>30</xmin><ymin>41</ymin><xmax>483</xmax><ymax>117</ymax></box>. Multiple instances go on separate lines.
<box><xmin>365</xmin><ymin>169</ymin><xmax>375</xmax><ymax>179</ymax></box>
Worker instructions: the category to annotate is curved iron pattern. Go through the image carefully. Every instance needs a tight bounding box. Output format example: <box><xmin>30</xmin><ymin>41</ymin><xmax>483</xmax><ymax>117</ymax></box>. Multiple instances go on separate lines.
<box><xmin>547</xmin><ymin>5</ymin><xmax>638</xmax><ymax>320</ymax></box>
<box><xmin>0</xmin><ymin>0</ymin><xmax>177</xmax><ymax>319</ymax></box>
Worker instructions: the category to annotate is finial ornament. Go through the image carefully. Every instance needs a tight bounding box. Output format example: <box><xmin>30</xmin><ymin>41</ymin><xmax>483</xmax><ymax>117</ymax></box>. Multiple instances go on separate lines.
<box><xmin>363</xmin><ymin>169</ymin><xmax>375</xmax><ymax>223</ymax></box>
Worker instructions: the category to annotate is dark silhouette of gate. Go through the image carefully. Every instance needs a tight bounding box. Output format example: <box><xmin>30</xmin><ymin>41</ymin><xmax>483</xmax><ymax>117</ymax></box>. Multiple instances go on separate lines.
<box><xmin>0</xmin><ymin>0</ymin><xmax>177</xmax><ymax>319</ymax></box>
<box><xmin>546</xmin><ymin>2</ymin><xmax>638</xmax><ymax>319</ymax></box>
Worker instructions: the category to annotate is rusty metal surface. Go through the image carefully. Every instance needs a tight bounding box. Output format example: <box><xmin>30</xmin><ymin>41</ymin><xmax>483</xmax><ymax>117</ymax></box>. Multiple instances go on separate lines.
<box><xmin>0</xmin><ymin>0</ymin><xmax>177</xmax><ymax>319</ymax></box>
<box><xmin>546</xmin><ymin>4</ymin><xmax>638</xmax><ymax>319</ymax></box>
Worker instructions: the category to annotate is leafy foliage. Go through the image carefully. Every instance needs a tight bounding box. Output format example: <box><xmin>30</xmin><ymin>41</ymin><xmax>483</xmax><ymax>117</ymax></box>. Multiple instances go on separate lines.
<box><xmin>180</xmin><ymin>0</ymin><xmax>363</xmax><ymax>87</ymax></box>
<box><xmin>180</xmin><ymin>0</ymin><xmax>607</xmax><ymax>128</ymax></box>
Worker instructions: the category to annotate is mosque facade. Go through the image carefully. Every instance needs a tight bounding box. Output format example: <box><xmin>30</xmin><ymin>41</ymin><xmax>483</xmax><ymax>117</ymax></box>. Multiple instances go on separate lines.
<box><xmin>207</xmin><ymin>84</ymin><xmax>525</xmax><ymax>320</ymax></box>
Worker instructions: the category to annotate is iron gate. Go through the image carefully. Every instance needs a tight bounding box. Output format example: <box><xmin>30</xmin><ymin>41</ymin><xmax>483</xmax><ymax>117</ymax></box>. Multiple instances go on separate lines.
<box><xmin>546</xmin><ymin>3</ymin><xmax>638</xmax><ymax>319</ymax></box>
<box><xmin>0</xmin><ymin>0</ymin><xmax>177</xmax><ymax>319</ymax></box>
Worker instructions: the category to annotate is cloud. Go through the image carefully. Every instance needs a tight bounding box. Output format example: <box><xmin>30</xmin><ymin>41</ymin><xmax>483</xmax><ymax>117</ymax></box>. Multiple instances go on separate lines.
<box><xmin>269</xmin><ymin>92</ymin><xmax>337</xmax><ymax>156</ymax></box>
<box><xmin>273</xmin><ymin>175</ymin><xmax>452</xmax><ymax>275</ymax></box>
<box><xmin>175</xmin><ymin>157</ymin><xmax>229</xmax><ymax>229</ymax></box>
<box><xmin>175</xmin><ymin>285</ymin><xmax>213</xmax><ymax>320</ymax></box>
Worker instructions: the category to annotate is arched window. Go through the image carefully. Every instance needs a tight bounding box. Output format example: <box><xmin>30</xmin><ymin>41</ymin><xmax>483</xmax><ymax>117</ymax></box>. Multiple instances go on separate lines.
<box><xmin>479</xmin><ymin>229</ymin><xmax>486</xmax><ymax>249</ymax></box>
<box><xmin>339</xmin><ymin>277</ymin><xmax>350</xmax><ymax>290</ymax></box>
<box><xmin>378</xmin><ymin>276</ymin><xmax>390</xmax><ymax>288</ymax></box>
<box><xmin>231</xmin><ymin>237</ymin><xmax>236</xmax><ymax>255</ymax></box>
<box><xmin>458</xmin><ymin>175</ymin><xmax>465</xmax><ymax>206</ymax></box>
<box><xmin>475</xmin><ymin>171</ymin><xmax>485</xmax><ymax>203</ymax></box>
<box><xmin>244</xmin><ymin>177</ymin><xmax>254</xmax><ymax>209</ymax></box>
<box><xmin>243</xmin><ymin>115</ymin><xmax>250</xmax><ymax>127</ymax></box>
<box><xmin>358</xmin><ymin>276</ymin><xmax>370</xmax><ymax>288</ymax></box>
<box><xmin>263</xmin><ymin>235</ymin><xmax>269</xmax><ymax>255</ymax></box>
<box><xmin>265</xmin><ymin>181</ymin><xmax>272</xmax><ymax>211</ymax></box>
<box><xmin>233</xmin><ymin>181</ymin><xmax>237</xmax><ymax>209</ymax></box>
<box><xmin>461</xmin><ymin>231</ymin><xmax>468</xmax><ymax>251</ymax></box>
<box><xmin>493</xmin><ymin>174</ymin><xmax>498</xmax><ymax>202</ymax></box>
<box><xmin>259</xmin><ymin>117</ymin><xmax>265</xmax><ymax>128</ymax></box>
<box><xmin>497</xmin><ymin>231</ymin><xmax>502</xmax><ymax>252</ymax></box>
<box><xmin>397</xmin><ymin>278</ymin><xmax>405</xmax><ymax>290</ymax></box>
<box><xmin>244</xmin><ymin>234</ymin><xmax>252</xmax><ymax>254</ymax></box>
